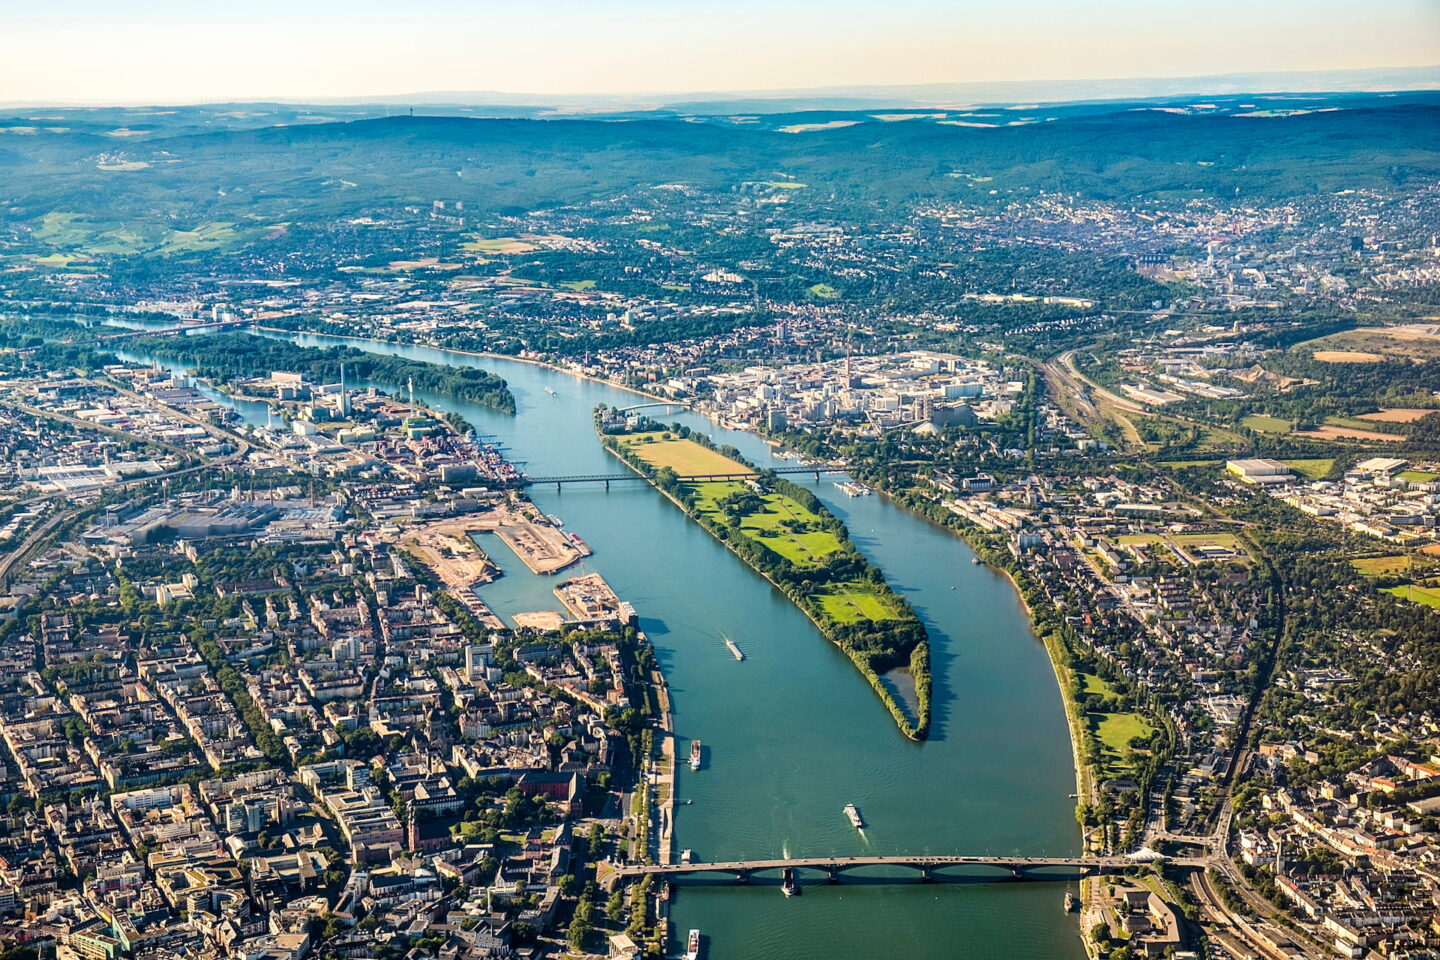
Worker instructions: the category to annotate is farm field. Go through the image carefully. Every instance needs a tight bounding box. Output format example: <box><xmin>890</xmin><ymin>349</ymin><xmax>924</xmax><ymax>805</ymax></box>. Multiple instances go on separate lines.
<box><xmin>1358</xmin><ymin>408</ymin><xmax>1436</xmax><ymax>424</ymax></box>
<box><xmin>1242</xmin><ymin>413</ymin><xmax>1292</xmax><ymax>434</ymax></box>
<box><xmin>1294</xmin><ymin>425</ymin><xmax>1405</xmax><ymax>443</ymax></box>
<box><xmin>616</xmin><ymin>432</ymin><xmax>751</xmax><ymax>476</ymax></box>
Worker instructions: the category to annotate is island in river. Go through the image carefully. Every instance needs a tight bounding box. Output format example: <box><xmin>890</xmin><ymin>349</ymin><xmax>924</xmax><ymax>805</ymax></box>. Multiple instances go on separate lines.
<box><xmin>599</xmin><ymin>412</ymin><xmax>931</xmax><ymax>739</ymax></box>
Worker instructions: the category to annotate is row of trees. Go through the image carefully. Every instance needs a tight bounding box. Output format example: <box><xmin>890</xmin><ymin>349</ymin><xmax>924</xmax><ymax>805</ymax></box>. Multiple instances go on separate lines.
<box><xmin>598</xmin><ymin>413</ymin><xmax>931</xmax><ymax>739</ymax></box>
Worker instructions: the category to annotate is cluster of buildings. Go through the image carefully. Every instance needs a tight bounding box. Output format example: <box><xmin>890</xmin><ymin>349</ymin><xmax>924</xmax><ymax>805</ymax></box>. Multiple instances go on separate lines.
<box><xmin>1230</xmin><ymin>457</ymin><xmax>1440</xmax><ymax>543</ymax></box>
<box><xmin>687</xmin><ymin>350</ymin><xmax>1020</xmax><ymax>432</ymax></box>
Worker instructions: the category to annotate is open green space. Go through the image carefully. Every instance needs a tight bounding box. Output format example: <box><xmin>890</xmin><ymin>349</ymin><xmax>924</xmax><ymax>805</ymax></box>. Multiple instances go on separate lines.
<box><xmin>1158</xmin><ymin>459</ymin><xmax>1220</xmax><ymax>469</ymax></box>
<box><xmin>1089</xmin><ymin>711</ymin><xmax>1156</xmax><ymax>776</ymax></box>
<box><xmin>688</xmin><ymin>478</ymin><xmax>843</xmax><ymax>567</ymax></box>
<box><xmin>1115</xmin><ymin>534</ymin><xmax>1163</xmax><ymax>546</ymax></box>
<box><xmin>1080</xmin><ymin>673</ymin><xmax>1121</xmax><ymax>698</ymax></box>
<box><xmin>1242</xmin><ymin>414</ymin><xmax>1293</xmax><ymax>434</ymax></box>
<box><xmin>807</xmin><ymin>283</ymin><xmax>839</xmax><ymax>299</ymax></box>
<box><xmin>616</xmin><ymin>432</ymin><xmax>750</xmax><ymax>476</ymax></box>
<box><xmin>1384</xmin><ymin>583</ymin><xmax>1440</xmax><ymax>608</ymax></box>
<box><xmin>558</xmin><ymin>279</ymin><xmax>597</xmax><ymax>291</ymax></box>
<box><xmin>1283</xmin><ymin>458</ymin><xmax>1336</xmax><ymax>480</ymax></box>
<box><xmin>1400</xmin><ymin>470</ymin><xmax>1440</xmax><ymax>483</ymax></box>
<box><xmin>815</xmin><ymin>581</ymin><xmax>903</xmax><ymax>624</ymax></box>
<box><xmin>1352</xmin><ymin>555</ymin><xmax>1418</xmax><ymax>576</ymax></box>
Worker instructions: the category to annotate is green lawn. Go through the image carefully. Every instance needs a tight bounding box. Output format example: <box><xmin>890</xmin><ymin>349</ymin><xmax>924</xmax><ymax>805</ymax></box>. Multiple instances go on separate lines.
<box><xmin>1089</xmin><ymin>711</ymin><xmax>1156</xmax><ymax>776</ymax></box>
<box><xmin>1242</xmin><ymin>414</ymin><xmax>1293</xmax><ymax>434</ymax></box>
<box><xmin>558</xmin><ymin>280</ymin><xmax>596</xmax><ymax>291</ymax></box>
<box><xmin>689</xmin><ymin>478</ymin><xmax>844</xmax><ymax>567</ymax></box>
<box><xmin>1115</xmin><ymin>534</ymin><xmax>1163</xmax><ymax>546</ymax></box>
<box><xmin>1384</xmin><ymin>584</ymin><xmax>1440</xmax><ymax>608</ymax></box>
<box><xmin>815</xmin><ymin>582</ymin><xmax>902</xmax><ymax>623</ymax></box>
<box><xmin>807</xmin><ymin>283</ymin><xmax>839</xmax><ymax>299</ymax></box>
<box><xmin>1352</xmin><ymin>555</ymin><xmax>1417</xmax><ymax>576</ymax></box>
<box><xmin>1283</xmin><ymin>458</ymin><xmax>1335</xmax><ymax>480</ymax></box>
<box><xmin>1080</xmin><ymin>673</ymin><xmax>1120</xmax><ymax>698</ymax></box>
<box><xmin>1400</xmin><ymin>470</ymin><xmax>1440</xmax><ymax>483</ymax></box>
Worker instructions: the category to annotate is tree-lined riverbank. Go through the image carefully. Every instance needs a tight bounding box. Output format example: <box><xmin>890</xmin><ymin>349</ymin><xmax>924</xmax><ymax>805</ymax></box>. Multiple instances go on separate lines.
<box><xmin>599</xmin><ymin>414</ymin><xmax>931</xmax><ymax>739</ymax></box>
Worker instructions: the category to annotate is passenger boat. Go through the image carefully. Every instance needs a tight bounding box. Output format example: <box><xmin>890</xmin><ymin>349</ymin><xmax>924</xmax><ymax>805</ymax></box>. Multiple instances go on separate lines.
<box><xmin>724</xmin><ymin>637</ymin><xmax>745</xmax><ymax>661</ymax></box>
<box><xmin>681</xmin><ymin>848</ymin><xmax>693</xmax><ymax>864</ymax></box>
<box><xmin>781</xmin><ymin>867</ymin><xmax>799</xmax><ymax>897</ymax></box>
<box><xmin>690</xmin><ymin>740</ymin><xmax>702</xmax><ymax>771</ymax></box>
<box><xmin>1064</xmin><ymin>890</ymin><xmax>1079</xmax><ymax>912</ymax></box>
<box><xmin>843</xmin><ymin>802</ymin><xmax>864</xmax><ymax>830</ymax></box>
<box><xmin>685</xmin><ymin>928</ymin><xmax>700</xmax><ymax>960</ymax></box>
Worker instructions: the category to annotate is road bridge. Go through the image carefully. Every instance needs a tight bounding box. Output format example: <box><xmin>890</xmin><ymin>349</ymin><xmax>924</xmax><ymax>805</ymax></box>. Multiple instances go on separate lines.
<box><xmin>611</xmin><ymin>853</ymin><xmax>1205</xmax><ymax>884</ymax></box>
<box><xmin>615</xmin><ymin>401</ymin><xmax>690</xmax><ymax>413</ymax></box>
<box><xmin>91</xmin><ymin>318</ymin><xmax>253</xmax><ymax>342</ymax></box>
<box><xmin>523</xmin><ymin>464</ymin><xmax>844</xmax><ymax>489</ymax></box>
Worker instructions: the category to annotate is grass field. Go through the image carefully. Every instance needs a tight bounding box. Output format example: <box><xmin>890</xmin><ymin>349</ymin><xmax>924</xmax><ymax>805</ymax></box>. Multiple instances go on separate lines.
<box><xmin>1116</xmin><ymin>534</ymin><xmax>1163</xmax><ymax>546</ymax></box>
<box><xmin>807</xmin><ymin>283</ymin><xmax>839</xmax><ymax>299</ymax></box>
<box><xmin>622</xmin><ymin>435</ymin><xmax>846</xmax><ymax>568</ymax></box>
<box><xmin>1352</xmin><ymin>555</ymin><xmax>1417</xmax><ymax>576</ymax></box>
<box><xmin>1242</xmin><ymin>414</ymin><xmax>1293</xmax><ymax>434</ymax></box>
<box><xmin>558</xmin><ymin>280</ymin><xmax>597</xmax><ymax>291</ymax></box>
<box><xmin>617</xmin><ymin>433</ymin><xmax>749</xmax><ymax>476</ymax></box>
<box><xmin>1089</xmin><ymin>711</ymin><xmax>1156</xmax><ymax>776</ymax></box>
<box><xmin>1384</xmin><ymin>583</ymin><xmax>1440</xmax><ymax>608</ymax></box>
<box><xmin>815</xmin><ymin>581</ymin><xmax>902</xmax><ymax>623</ymax></box>
<box><xmin>1400</xmin><ymin>470</ymin><xmax>1440</xmax><ymax>483</ymax></box>
<box><xmin>1171</xmin><ymin>532</ymin><xmax>1242</xmax><ymax>549</ymax></box>
<box><xmin>689</xmin><ymin>479</ymin><xmax>844</xmax><ymax>566</ymax></box>
<box><xmin>462</xmin><ymin>236</ymin><xmax>537</xmax><ymax>254</ymax></box>
<box><xmin>1283</xmin><ymin>458</ymin><xmax>1336</xmax><ymax>480</ymax></box>
<box><xmin>1080</xmin><ymin>673</ymin><xmax>1121</xmax><ymax>698</ymax></box>
<box><xmin>1158</xmin><ymin>459</ymin><xmax>1220</xmax><ymax>469</ymax></box>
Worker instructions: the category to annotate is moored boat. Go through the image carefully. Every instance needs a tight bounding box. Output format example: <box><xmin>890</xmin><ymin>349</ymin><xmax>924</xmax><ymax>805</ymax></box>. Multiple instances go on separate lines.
<box><xmin>690</xmin><ymin>740</ymin><xmax>702</xmax><ymax>771</ymax></box>
<box><xmin>685</xmin><ymin>928</ymin><xmax>700</xmax><ymax>960</ymax></box>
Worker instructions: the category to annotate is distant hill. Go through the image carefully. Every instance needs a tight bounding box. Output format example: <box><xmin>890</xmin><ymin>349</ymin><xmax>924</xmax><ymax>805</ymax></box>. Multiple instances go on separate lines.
<box><xmin>2</xmin><ymin>100</ymin><xmax>1437</xmax><ymax>255</ymax></box>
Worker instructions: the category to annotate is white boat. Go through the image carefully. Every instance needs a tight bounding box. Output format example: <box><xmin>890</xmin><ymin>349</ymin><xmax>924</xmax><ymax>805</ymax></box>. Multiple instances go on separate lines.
<box><xmin>690</xmin><ymin>740</ymin><xmax>702</xmax><ymax>771</ymax></box>
<box><xmin>681</xmin><ymin>848</ymin><xmax>693</xmax><ymax>863</ymax></box>
<box><xmin>843</xmin><ymin>802</ymin><xmax>864</xmax><ymax>830</ymax></box>
<box><xmin>686</xmin><ymin>928</ymin><xmax>700</xmax><ymax>960</ymax></box>
<box><xmin>544</xmin><ymin>386</ymin><xmax>557</xmax><ymax>395</ymax></box>
<box><xmin>724</xmin><ymin>638</ymin><xmax>745</xmax><ymax>661</ymax></box>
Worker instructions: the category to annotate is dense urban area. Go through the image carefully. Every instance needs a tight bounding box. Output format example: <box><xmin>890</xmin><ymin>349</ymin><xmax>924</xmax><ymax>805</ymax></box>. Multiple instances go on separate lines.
<box><xmin>1</xmin><ymin>89</ymin><xmax>1440</xmax><ymax>960</ymax></box>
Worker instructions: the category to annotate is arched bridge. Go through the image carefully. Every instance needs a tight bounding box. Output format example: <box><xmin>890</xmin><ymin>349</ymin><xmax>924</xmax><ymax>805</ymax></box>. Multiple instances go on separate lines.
<box><xmin>611</xmin><ymin>854</ymin><xmax>1203</xmax><ymax>885</ymax></box>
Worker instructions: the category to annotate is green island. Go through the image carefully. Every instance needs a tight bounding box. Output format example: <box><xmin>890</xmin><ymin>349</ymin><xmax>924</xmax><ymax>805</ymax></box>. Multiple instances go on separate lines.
<box><xmin>120</xmin><ymin>332</ymin><xmax>517</xmax><ymax>414</ymax></box>
<box><xmin>597</xmin><ymin>411</ymin><xmax>930</xmax><ymax>739</ymax></box>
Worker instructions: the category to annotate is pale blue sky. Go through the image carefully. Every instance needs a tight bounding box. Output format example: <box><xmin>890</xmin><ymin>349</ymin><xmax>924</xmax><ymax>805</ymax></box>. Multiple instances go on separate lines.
<box><xmin>4</xmin><ymin>0</ymin><xmax>1438</xmax><ymax>103</ymax></box>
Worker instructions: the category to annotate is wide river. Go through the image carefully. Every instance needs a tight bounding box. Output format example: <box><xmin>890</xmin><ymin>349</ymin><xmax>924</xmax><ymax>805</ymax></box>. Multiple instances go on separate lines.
<box><xmin>127</xmin><ymin>329</ymin><xmax>1083</xmax><ymax>959</ymax></box>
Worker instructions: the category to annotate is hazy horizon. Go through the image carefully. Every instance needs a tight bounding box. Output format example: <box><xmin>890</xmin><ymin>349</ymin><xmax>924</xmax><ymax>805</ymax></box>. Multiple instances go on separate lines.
<box><xmin>4</xmin><ymin>0</ymin><xmax>1438</xmax><ymax>106</ymax></box>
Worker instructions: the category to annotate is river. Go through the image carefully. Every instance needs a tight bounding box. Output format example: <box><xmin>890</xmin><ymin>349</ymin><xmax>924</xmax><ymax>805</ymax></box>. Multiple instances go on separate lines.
<box><xmin>122</xmin><ymin>329</ymin><xmax>1084</xmax><ymax>959</ymax></box>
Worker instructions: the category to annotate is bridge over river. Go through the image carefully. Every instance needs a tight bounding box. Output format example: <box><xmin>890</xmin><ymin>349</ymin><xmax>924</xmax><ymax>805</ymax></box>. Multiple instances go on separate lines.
<box><xmin>523</xmin><ymin>464</ymin><xmax>845</xmax><ymax>488</ymax></box>
<box><xmin>611</xmin><ymin>853</ymin><xmax>1207</xmax><ymax>884</ymax></box>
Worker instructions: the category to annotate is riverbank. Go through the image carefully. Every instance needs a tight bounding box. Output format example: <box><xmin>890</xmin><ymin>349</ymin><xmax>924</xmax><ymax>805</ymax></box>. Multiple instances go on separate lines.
<box><xmin>600</xmin><ymin>424</ymin><xmax>930</xmax><ymax>740</ymax></box>
<box><xmin>252</xmin><ymin>325</ymin><xmax>677</xmax><ymax>408</ymax></box>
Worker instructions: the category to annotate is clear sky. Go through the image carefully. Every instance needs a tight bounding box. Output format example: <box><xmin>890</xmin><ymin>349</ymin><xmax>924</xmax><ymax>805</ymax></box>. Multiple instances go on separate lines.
<box><xmin>5</xmin><ymin>0</ymin><xmax>1439</xmax><ymax>104</ymax></box>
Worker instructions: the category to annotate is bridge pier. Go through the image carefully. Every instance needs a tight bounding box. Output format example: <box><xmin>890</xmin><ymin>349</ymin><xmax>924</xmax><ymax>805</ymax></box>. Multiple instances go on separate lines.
<box><xmin>555</xmin><ymin>482</ymin><xmax>561</xmax><ymax>493</ymax></box>
<box><xmin>824</xmin><ymin>868</ymin><xmax>838</xmax><ymax>884</ymax></box>
<box><xmin>604</xmin><ymin>480</ymin><xmax>609</xmax><ymax>490</ymax></box>
<box><xmin>918</xmin><ymin>865</ymin><xmax>934</xmax><ymax>883</ymax></box>
<box><xmin>734</xmin><ymin>870</ymin><xmax>751</xmax><ymax>885</ymax></box>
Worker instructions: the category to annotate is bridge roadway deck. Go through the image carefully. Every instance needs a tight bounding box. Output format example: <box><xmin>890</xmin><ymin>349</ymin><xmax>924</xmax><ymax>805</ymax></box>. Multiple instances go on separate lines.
<box><xmin>525</xmin><ymin>465</ymin><xmax>844</xmax><ymax>485</ymax></box>
<box><xmin>613</xmin><ymin>854</ymin><xmax>1207</xmax><ymax>881</ymax></box>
